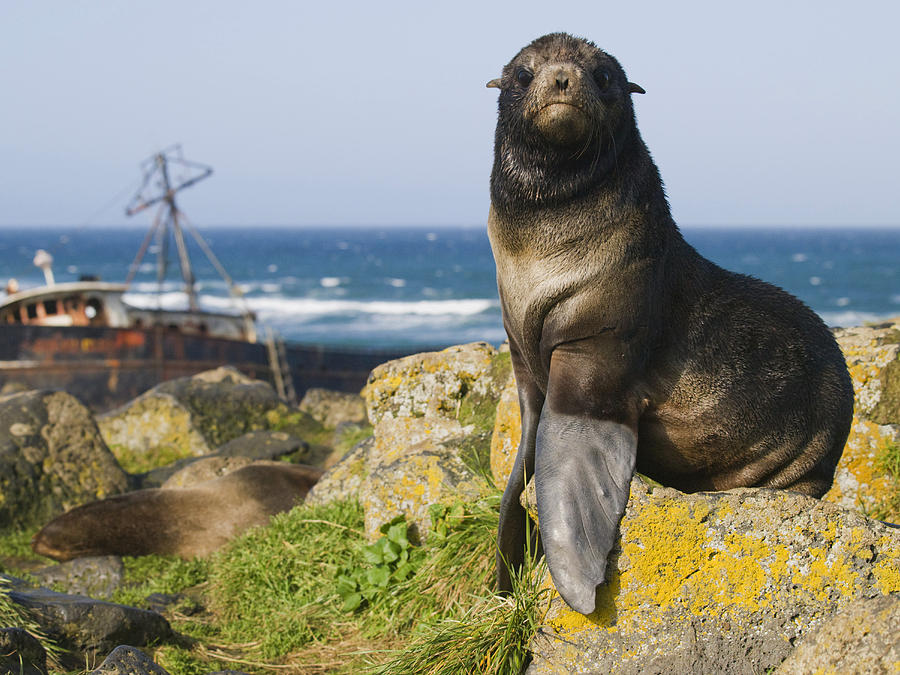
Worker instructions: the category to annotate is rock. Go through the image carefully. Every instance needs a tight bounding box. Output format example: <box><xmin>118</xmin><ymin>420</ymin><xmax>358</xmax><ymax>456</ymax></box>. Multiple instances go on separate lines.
<box><xmin>311</xmin><ymin>343</ymin><xmax>509</xmax><ymax>538</ymax></box>
<box><xmin>299</xmin><ymin>388</ymin><xmax>368</xmax><ymax>429</ymax></box>
<box><xmin>826</xmin><ymin>324</ymin><xmax>900</xmax><ymax>520</ymax></box>
<box><xmin>136</xmin><ymin>430</ymin><xmax>309</xmax><ymax>489</ymax></box>
<box><xmin>489</xmin><ymin>365</ymin><xmax>519</xmax><ymax>488</ymax></box>
<box><xmin>86</xmin><ymin>645</ymin><xmax>251</xmax><ymax>675</ymax></box>
<box><xmin>159</xmin><ymin>456</ymin><xmax>257</xmax><ymax>489</ymax></box>
<box><xmin>31</xmin><ymin>556</ymin><xmax>124</xmax><ymax>600</ymax></box>
<box><xmin>4</xmin><ymin>575</ymin><xmax>172</xmax><ymax>665</ymax></box>
<box><xmin>98</xmin><ymin>367</ymin><xmax>326</xmax><ymax>474</ymax></box>
<box><xmin>0</xmin><ymin>627</ymin><xmax>48</xmax><ymax>675</ymax></box>
<box><xmin>525</xmin><ymin>479</ymin><xmax>900</xmax><ymax>675</ymax></box>
<box><xmin>87</xmin><ymin>645</ymin><xmax>168</xmax><ymax>675</ymax></box>
<box><xmin>0</xmin><ymin>390</ymin><xmax>128</xmax><ymax>531</ymax></box>
<box><xmin>775</xmin><ymin>594</ymin><xmax>900</xmax><ymax>674</ymax></box>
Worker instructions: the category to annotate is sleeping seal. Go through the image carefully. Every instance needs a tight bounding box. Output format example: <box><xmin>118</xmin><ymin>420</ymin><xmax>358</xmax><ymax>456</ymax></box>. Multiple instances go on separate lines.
<box><xmin>486</xmin><ymin>33</ymin><xmax>853</xmax><ymax>615</ymax></box>
<box><xmin>31</xmin><ymin>462</ymin><xmax>323</xmax><ymax>561</ymax></box>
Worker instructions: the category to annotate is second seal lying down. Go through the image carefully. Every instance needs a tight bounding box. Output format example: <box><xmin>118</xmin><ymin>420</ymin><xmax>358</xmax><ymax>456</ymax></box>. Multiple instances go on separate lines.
<box><xmin>486</xmin><ymin>33</ymin><xmax>854</xmax><ymax>615</ymax></box>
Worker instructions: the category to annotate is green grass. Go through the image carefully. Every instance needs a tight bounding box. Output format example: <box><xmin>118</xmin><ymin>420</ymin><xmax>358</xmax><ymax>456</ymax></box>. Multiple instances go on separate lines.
<box><xmin>874</xmin><ymin>441</ymin><xmax>900</xmax><ymax>522</ymax></box>
<box><xmin>3</xmin><ymin>481</ymin><xmax>542</xmax><ymax>674</ymax></box>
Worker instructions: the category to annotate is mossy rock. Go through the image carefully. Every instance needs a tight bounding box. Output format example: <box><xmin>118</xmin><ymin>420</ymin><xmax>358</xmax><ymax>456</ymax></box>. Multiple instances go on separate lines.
<box><xmin>0</xmin><ymin>390</ymin><xmax>128</xmax><ymax>532</ymax></box>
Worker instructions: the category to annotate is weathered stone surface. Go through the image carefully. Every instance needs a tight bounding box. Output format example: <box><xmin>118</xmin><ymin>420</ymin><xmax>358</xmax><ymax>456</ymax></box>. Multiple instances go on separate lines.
<box><xmin>97</xmin><ymin>392</ymin><xmax>211</xmax><ymax>465</ymax></box>
<box><xmin>4</xmin><ymin>575</ymin><xmax>172</xmax><ymax>660</ymax></box>
<box><xmin>160</xmin><ymin>456</ymin><xmax>257</xmax><ymax>489</ymax></box>
<box><xmin>98</xmin><ymin>367</ymin><xmax>325</xmax><ymax>474</ymax></box>
<box><xmin>0</xmin><ymin>390</ymin><xmax>128</xmax><ymax>531</ymax></box>
<box><xmin>0</xmin><ymin>626</ymin><xmax>48</xmax><ymax>675</ymax></box>
<box><xmin>87</xmin><ymin>645</ymin><xmax>169</xmax><ymax>675</ymax></box>
<box><xmin>299</xmin><ymin>388</ymin><xmax>368</xmax><ymax>429</ymax></box>
<box><xmin>136</xmin><ymin>430</ymin><xmax>309</xmax><ymax>489</ymax></box>
<box><xmin>306</xmin><ymin>437</ymin><xmax>373</xmax><ymax>506</ymax></box>
<box><xmin>526</xmin><ymin>479</ymin><xmax>900</xmax><ymax>675</ymax></box>
<box><xmin>775</xmin><ymin>593</ymin><xmax>900</xmax><ymax>674</ymax></box>
<box><xmin>364</xmin><ymin>342</ymin><xmax>504</xmax><ymax>425</ymax></box>
<box><xmin>826</xmin><ymin>323</ymin><xmax>900</xmax><ymax>520</ymax></box>
<box><xmin>32</xmin><ymin>557</ymin><xmax>124</xmax><ymax>600</ymax></box>
<box><xmin>311</xmin><ymin>344</ymin><xmax>509</xmax><ymax>538</ymax></box>
<box><xmin>489</xmin><ymin>365</ymin><xmax>519</xmax><ymax>488</ymax></box>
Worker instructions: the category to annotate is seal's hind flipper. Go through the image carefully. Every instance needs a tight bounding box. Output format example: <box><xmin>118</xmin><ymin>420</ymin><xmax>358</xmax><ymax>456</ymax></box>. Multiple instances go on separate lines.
<box><xmin>535</xmin><ymin>413</ymin><xmax>636</xmax><ymax>615</ymax></box>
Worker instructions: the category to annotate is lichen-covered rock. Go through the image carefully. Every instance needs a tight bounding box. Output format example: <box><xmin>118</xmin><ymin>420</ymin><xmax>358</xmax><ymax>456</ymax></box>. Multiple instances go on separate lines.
<box><xmin>0</xmin><ymin>391</ymin><xmax>128</xmax><ymax>531</ymax></box>
<box><xmin>526</xmin><ymin>479</ymin><xmax>900</xmax><ymax>675</ymax></box>
<box><xmin>299</xmin><ymin>388</ymin><xmax>368</xmax><ymax>429</ymax></box>
<box><xmin>775</xmin><ymin>594</ymin><xmax>900</xmax><ymax>674</ymax></box>
<box><xmin>306</xmin><ymin>437</ymin><xmax>373</xmax><ymax>506</ymax></box>
<box><xmin>490</xmin><ymin>366</ymin><xmax>519</xmax><ymax>488</ymax></box>
<box><xmin>32</xmin><ymin>556</ymin><xmax>124</xmax><ymax>601</ymax></box>
<box><xmin>826</xmin><ymin>323</ymin><xmax>900</xmax><ymax>520</ymax></box>
<box><xmin>87</xmin><ymin>645</ymin><xmax>169</xmax><ymax>675</ymax></box>
<box><xmin>98</xmin><ymin>367</ymin><xmax>326</xmax><ymax>473</ymax></box>
<box><xmin>312</xmin><ymin>344</ymin><xmax>509</xmax><ymax>538</ymax></box>
<box><xmin>97</xmin><ymin>392</ymin><xmax>211</xmax><ymax>466</ymax></box>
<box><xmin>364</xmin><ymin>342</ymin><xmax>505</xmax><ymax>425</ymax></box>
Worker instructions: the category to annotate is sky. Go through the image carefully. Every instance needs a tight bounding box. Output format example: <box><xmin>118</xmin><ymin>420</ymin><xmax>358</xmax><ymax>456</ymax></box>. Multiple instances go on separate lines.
<box><xmin>1</xmin><ymin>1</ymin><xmax>898</xmax><ymax>229</ymax></box>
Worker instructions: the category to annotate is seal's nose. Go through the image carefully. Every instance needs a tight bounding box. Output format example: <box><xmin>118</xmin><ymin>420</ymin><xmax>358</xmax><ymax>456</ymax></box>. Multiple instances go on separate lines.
<box><xmin>555</xmin><ymin>72</ymin><xmax>569</xmax><ymax>91</ymax></box>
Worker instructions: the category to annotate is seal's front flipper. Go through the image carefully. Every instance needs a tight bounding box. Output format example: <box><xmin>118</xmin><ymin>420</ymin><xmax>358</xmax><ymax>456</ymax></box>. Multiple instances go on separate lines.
<box><xmin>535</xmin><ymin>412</ymin><xmax>636</xmax><ymax>615</ymax></box>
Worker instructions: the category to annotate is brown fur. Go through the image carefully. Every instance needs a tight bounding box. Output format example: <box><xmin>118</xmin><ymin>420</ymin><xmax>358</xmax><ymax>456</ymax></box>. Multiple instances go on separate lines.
<box><xmin>31</xmin><ymin>462</ymin><xmax>323</xmax><ymax>561</ymax></box>
<box><xmin>489</xmin><ymin>33</ymin><xmax>854</xmax><ymax>614</ymax></box>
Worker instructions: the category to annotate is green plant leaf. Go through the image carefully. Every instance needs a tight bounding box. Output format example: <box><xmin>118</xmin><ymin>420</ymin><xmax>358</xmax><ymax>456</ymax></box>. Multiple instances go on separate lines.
<box><xmin>367</xmin><ymin>566</ymin><xmax>390</xmax><ymax>588</ymax></box>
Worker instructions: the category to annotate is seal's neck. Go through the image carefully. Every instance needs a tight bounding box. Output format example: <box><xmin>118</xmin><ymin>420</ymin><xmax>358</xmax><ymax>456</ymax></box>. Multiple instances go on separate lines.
<box><xmin>490</xmin><ymin>118</ymin><xmax>646</xmax><ymax>214</ymax></box>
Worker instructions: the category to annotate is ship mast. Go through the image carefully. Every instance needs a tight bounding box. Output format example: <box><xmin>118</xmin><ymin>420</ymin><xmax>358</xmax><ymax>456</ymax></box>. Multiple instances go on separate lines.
<box><xmin>124</xmin><ymin>145</ymin><xmax>254</xmax><ymax>335</ymax></box>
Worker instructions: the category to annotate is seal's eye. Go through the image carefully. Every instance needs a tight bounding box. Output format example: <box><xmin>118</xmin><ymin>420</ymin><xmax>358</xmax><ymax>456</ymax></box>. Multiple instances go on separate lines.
<box><xmin>594</xmin><ymin>69</ymin><xmax>611</xmax><ymax>91</ymax></box>
<box><xmin>515</xmin><ymin>67</ymin><xmax>534</xmax><ymax>88</ymax></box>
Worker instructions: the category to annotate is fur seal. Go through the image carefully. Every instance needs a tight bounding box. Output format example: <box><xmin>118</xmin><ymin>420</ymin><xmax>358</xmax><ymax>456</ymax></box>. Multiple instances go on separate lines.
<box><xmin>31</xmin><ymin>462</ymin><xmax>323</xmax><ymax>561</ymax></box>
<box><xmin>487</xmin><ymin>33</ymin><xmax>854</xmax><ymax>615</ymax></box>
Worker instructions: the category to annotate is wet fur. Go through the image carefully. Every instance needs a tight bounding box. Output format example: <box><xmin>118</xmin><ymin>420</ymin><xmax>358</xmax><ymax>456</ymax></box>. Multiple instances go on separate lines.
<box><xmin>488</xmin><ymin>33</ymin><xmax>854</xmax><ymax>613</ymax></box>
<box><xmin>32</xmin><ymin>463</ymin><xmax>323</xmax><ymax>561</ymax></box>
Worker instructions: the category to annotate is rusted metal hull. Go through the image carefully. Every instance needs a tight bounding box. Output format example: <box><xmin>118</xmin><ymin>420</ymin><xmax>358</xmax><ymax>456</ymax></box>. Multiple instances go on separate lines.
<box><xmin>0</xmin><ymin>325</ymin><xmax>418</xmax><ymax>411</ymax></box>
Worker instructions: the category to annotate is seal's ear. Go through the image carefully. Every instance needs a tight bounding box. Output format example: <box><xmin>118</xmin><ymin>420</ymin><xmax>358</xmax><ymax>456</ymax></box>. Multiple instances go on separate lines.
<box><xmin>627</xmin><ymin>82</ymin><xmax>646</xmax><ymax>94</ymax></box>
<box><xmin>486</xmin><ymin>78</ymin><xmax>502</xmax><ymax>89</ymax></box>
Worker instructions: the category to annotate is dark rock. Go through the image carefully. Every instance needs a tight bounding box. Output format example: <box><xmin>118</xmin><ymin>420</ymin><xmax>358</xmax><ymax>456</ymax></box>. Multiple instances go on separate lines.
<box><xmin>0</xmin><ymin>627</ymin><xmax>48</xmax><ymax>675</ymax></box>
<box><xmin>142</xmin><ymin>593</ymin><xmax>198</xmax><ymax>616</ymax></box>
<box><xmin>4</xmin><ymin>575</ymin><xmax>171</xmax><ymax>660</ymax></box>
<box><xmin>0</xmin><ymin>390</ymin><xmax>129</xmax><ymax>531</ymax></box>
<box><xmin>32</xmin><ymin>556</ymin><xmax>124</xmax><ymax>600</ymax></box>
<box><xmin>86</xmin><ymin>645</ymin><xmax>168</xmax><ymax>674</ymax></box>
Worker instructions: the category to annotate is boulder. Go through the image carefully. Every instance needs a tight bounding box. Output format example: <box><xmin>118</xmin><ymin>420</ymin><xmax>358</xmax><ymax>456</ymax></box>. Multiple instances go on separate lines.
<box><xmin>525</xmin><ymin>478</ymin><xmax>900</xmax><ymax>675</ymax></box>
<box><xmin>491</xmin><ymin>326</ymin><xmax>900</xmax><ymax>521</ymax></box>
<box><xmin>31</xmin><ymin>557</ymin><xmax>124</xmax><ymax>601</ymax></box>
<box><xmin>775</xmin><ymin>593</ymin><xmax>900</xmax><ymax>674</ymax></box>
<box><xmin>826</xmin><ymin>324</ymin><xmax>900</xmax><ymax>520</ymax></box>
<box><xmin>0</xmin><ymin>390</ymin><xmax>128</xmax><ymax>531</ymax></box>
<box><xmin>142</xmin><ymin>430</ymin><xmax>307</xmax><ymax>489</ymax></box>
<box><xmin>87</xmin><ymin>645</ymin><xmax>168</xmax><ymax>675</ymax></box>
<box><xmin>3</xmin><ymin>575</ymin><xmax>172</xmax><ymax>666</ymax></box>
<box><xmin>98</xmin><ymin>367</ymin><xmax>325</xmax><ymax>474</ymax></box>
<box><xmin>86</xmin><ymin>645</ymin><xmax>251</xmax><ymax>675</ymax></box>
<box><xmin>0</xmin><ymin>627</ymin><xmax>47</xmax><ymax>675</ymax></box>
<box><xmin>310</xmin><ymin>343</ymin><xmax>510</xmax><ymax>538</ymax></box>
<box><xmin>299</xmin><ymin>388</ymin><xmax>368</xmax><ymax>429</ymax></box>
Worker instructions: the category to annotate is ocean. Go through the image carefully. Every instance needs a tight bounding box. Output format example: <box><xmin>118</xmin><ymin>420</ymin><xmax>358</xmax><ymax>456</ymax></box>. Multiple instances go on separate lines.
<box><xmin>1</xmin><ymin>225</ymin><xmax>898</xmax><ymax>349</ymax></box>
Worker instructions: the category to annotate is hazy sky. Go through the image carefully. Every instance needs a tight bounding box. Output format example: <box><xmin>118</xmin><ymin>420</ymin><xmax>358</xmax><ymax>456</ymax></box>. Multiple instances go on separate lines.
<box><xmin>2</xmin><ymin>1</ymin><xmax>898</xmax><ymax>228</ymax></box>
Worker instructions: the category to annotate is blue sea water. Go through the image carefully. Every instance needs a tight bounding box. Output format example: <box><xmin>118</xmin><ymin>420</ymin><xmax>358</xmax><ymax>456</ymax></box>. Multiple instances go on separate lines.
<box><xmin>1</xmin><ymin>225</ymin><xmax>898</xmax><ymax>349</ymax></box>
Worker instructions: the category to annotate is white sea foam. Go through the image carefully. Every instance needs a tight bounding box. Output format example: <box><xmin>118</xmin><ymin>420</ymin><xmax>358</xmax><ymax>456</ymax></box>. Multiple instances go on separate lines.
<box><xmin>320</xmin><ymin>277</ymin><xmax>342</xmax><ymax>288</ymax></box>
<box><xmin>122</xmin><ymin>292</ymin><xmax>498</xmax><ymax>319</ymax></box>
<box><xmin>819</xmin><ymin>310</ymin><xmax>894</xmax><ymax>327</ymax></box>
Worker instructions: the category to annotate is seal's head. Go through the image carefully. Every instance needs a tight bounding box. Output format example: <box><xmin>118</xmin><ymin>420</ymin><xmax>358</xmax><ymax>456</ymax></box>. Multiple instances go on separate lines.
<box><xmin>487</xmin><ymin>33</ymin><xmax>645</xmax><ymax>208</ymax></box>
